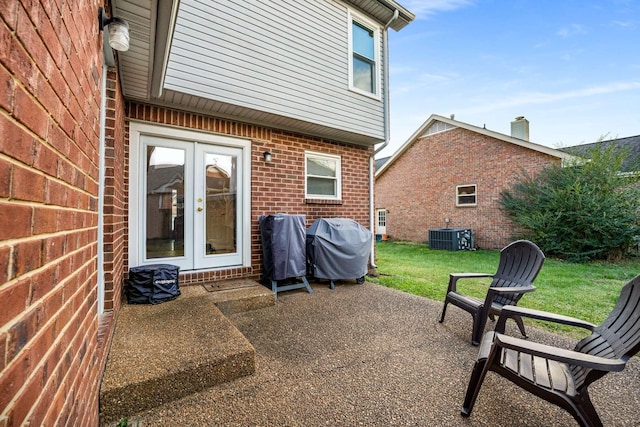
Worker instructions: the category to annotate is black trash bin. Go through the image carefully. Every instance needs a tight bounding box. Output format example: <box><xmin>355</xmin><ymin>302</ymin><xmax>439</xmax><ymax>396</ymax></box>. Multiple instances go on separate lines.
<box><xmin>259</xmin><ymin>213</ymin><xmax>312</xmax><ymax>297</ymax></box>
<box><xmin>127</xmin><ymin>264</ymin><xmax>181</xmax><ymax>304</ymax></box>
<box><xmin>306</xmin><ymin>218</ymin><xmax>372</xmax><ymax>289</ymax></box>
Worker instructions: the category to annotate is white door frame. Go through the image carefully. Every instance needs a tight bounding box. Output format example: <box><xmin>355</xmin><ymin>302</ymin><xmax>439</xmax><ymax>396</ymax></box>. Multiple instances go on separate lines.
<box><xmin>376</xmin><ymin>208</ymin><xmax>387</xmax><ymax>236</ymax></box>
<box><xmin>129</xmin><ymin>121</ymin><xmax>252</xmax><ymax>270</ymax></box>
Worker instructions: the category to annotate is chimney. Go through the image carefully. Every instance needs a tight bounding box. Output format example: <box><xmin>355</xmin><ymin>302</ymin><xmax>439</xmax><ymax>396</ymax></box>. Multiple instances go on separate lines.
<box><xmin>511</xmin><ymin>116</ymin><xmax>529</xmax><ymax>141</ymax></box>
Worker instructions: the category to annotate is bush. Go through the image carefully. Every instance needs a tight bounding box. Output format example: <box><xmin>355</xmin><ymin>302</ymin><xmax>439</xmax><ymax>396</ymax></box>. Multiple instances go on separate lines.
<box><xmin>500</xmin><ymin>142</ymin><xmax>640</xmax><ymax>262</ymax></box>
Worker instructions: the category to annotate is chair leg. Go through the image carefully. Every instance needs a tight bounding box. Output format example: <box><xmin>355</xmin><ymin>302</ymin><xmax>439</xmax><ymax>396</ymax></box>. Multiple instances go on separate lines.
<box><xmin>461</xmin><ymin>357</ymin><xmax>490</xmax><ymax>417</ymax></box>
<box><xmin>439</xmin><ymin>299</ymin><xmax>448</xmax><ymax>323</ymax></box>
<box><xmin>513</xmin><ymin>315</ymin><xmax>527</xmax><ymax>338</ymax></box>
<box><xmin>571</xmin><ymin>392</ymin><xmax>603</xmax><ymax>427</ymax></box>
<box><xmin>471</xmin><ymin>312</ymin><xmax>487</xmax><ymax>346</ymax></box>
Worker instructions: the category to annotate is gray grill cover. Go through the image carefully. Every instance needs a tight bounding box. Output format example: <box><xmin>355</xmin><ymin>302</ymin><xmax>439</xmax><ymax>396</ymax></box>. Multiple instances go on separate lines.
<box><xmin>306</xmin><ymin>218</ymin><xmax>372</xmax><ymax>280</ymax></box>
<box><xmin>259</xmin><ymin>214</ymin><xmax>307</xmax><ymax>281</ymax></box>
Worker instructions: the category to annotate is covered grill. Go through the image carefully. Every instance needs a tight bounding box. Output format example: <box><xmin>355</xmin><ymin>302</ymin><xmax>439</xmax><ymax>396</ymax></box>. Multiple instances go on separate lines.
<box><xmin>259</xmin><ymin>213</ymin><xmax>312</xmax><ymax>297</ymax></box>
<box><xmin>306</xmin><ymin>218</ymin><xmax>373</xmax><ymax>289</ymax></box>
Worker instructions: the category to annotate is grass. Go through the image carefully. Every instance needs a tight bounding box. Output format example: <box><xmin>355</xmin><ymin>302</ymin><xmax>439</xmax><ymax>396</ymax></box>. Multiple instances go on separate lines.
<box><xmin>368</xmin><ymin>240</ymin><xmax>640</xmax><ymax>336</ymax></box>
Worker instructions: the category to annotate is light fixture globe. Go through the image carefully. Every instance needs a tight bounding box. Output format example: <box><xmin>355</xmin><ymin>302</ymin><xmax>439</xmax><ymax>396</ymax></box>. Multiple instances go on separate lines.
<box><xmin>98</xmin><ymin>7</ymin><xmax>130</xmax><ymax>52</ymax></box>
<box><xmin>107</xmin><ymin>18</ymin><xmax>130</xmax><ymax>51</ymax></box>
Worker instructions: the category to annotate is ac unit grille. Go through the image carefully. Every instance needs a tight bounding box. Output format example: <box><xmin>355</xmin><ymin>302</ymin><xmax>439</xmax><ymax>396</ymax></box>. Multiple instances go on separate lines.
<box><xmin>428</xmin><ymin>228</ymin><xmax>474</xmax><ymax>251</ymax></box>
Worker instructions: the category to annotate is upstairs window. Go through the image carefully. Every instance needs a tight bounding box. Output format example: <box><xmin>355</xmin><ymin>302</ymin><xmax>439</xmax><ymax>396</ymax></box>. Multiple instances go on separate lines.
<box><xmin>305</xmin><ymin>152</ymin><xmax>341</xmax><ymax>200</ymax></box>
<box><xmin>456</xmin><ymin>185</ymin><xmax>477</xmax><ymax>206</ymax></box>
<box><xmin>349</xmin><ymin>11</ymin><xmax>379</xmax><ymax>97</ymax></box>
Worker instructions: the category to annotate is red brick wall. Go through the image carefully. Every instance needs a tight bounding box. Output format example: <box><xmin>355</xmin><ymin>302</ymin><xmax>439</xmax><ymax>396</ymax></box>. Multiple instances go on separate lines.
<box><xmin>126</xmin><ymin>102</ymin><xmax>373</xmax><ymax>285</ymax></box>
<box><xmin>375</xmin><ymin>127</ymin><xmax>560</xmax><ymax>249</ymax></box>
<box><xmin>1</xmin><ymin>1</ymin><xmax>107</xmax><ymax>426</ymax></box>
<box><xmin>103</xmin><ymin>67</ymin><xmax>127</xmax><ymax>313</ymax></box>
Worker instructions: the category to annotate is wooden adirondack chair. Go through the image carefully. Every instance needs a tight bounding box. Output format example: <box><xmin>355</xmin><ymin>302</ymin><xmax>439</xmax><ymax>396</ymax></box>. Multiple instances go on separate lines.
<box><xmin>439</xmin><ymin>240</ymin><xmax>545</xmax><ymax>345</ymax></box>
<box><xmin>461</xmin><ymin>274</ymin><xmax>640</xmax><ymax>427</ymax></box>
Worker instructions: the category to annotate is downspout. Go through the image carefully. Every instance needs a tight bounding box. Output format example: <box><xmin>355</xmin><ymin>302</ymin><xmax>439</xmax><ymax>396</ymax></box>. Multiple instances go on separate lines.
<box><xmin>369</xmin><ymin>9</ymin><xmax>399</xmax><ymax>269</ymax></box>
<box><xmin>97</xmin><ymin>63</ymin><xmax>107</xmax><ymax>314</ymax></box>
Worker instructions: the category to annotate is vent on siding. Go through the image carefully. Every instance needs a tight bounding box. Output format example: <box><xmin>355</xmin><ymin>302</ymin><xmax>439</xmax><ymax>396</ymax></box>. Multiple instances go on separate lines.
<box><xmin>422</xmin><ymin>120</ymin><xmax>456</xmax><ymax>137</ymax></box>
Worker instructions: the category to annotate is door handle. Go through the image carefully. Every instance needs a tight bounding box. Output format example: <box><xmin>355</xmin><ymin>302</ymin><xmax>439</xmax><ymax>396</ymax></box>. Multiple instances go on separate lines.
<box><xmin>197</xmin><ymin>207</ymin><xmax>203</xmax><ymax>212</ymax></box>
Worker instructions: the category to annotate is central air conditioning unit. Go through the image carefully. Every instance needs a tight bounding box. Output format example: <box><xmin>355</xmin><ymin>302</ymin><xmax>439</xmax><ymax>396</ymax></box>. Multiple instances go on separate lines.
<box><xmin>428</xmin><ymin>228</ymin><xmax>474</xmax><ymax>251</ymax></box>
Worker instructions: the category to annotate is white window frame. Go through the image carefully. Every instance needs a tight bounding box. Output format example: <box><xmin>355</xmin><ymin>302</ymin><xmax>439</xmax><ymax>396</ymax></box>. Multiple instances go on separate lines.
<box><xmin>305</xmin><ymin>151</ymin><xmax>342</xmax><ymax>200</ymax></box>
<box><xmin>347</xmin><ymin>9</ymin><xmax>381</xmax><ymax>99</ymax></box>
<box><xmin>456</xmin><ymin>184</ymin><xmax>477</xmax><ymax>206</ymax></box>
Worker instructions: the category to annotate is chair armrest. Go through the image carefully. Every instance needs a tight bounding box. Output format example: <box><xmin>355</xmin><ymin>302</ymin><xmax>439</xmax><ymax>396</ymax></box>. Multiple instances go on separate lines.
<box><xmin>448</xmin><ymin>273</ymin><xmax>494</xmax><ymax>292</ymax></box>
<box><xmin>496</xmin><ymin>305</ymin><xmax>596</xmax><ymax>333</ymax></box>
<box><xmin>488</xmin><ymin>286</ymin><xmax>536</xmax><ymax>295</ymax></box>
<box><xmin>484</xmin><ymin>287</ymin><xmax>536</xmax><ymax>312</ymax></box>
<box><xmin>493</xmin><ymin>333</ymin><xmax>625</xmax><ymax>372</ymax></box>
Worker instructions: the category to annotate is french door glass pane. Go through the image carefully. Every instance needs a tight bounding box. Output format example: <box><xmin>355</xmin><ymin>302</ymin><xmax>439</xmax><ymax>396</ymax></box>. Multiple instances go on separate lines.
<box><xmin>204</xmin><ymin>153</ymin><xmax>237</xmax><ymax>255</ymax></box>
<box><xmin>146</xmin><ymin>146</ymin><xmax>185</xmax><ymax>258</ymax></box>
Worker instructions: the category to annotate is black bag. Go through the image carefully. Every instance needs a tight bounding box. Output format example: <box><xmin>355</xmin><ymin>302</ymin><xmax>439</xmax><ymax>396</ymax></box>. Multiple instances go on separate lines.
<box><xmin>127</xmin><ymin>264</ymin><xmax>180</xmax><ymax>304</ymax></box>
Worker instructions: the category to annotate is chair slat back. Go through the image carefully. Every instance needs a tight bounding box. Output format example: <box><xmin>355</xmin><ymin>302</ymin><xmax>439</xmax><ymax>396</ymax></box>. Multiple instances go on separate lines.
<box><xmin>571</xmin><ymin>274</ymin><xmax>640</xmax><ymax>388</ymax></box>
<box><xmin>492</xmin><ymin>240</ymin><xmax>545</xmax><ymax>306</ymax></box>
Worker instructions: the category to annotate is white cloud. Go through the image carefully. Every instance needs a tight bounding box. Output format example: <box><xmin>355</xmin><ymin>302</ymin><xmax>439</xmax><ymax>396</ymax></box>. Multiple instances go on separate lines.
<box><xmin>459</xmin><ymin>81</ymin><xmax>640</xmax><ymax>114</ymax></box>
<box><xmin>556</xmin><ymin>23</ymin><xmax>588</xmax><ymax>37</ymax></box>
<box><xmin>611</xmin><ymin>20</ymin><xmax>636</xmax><ymax>28</ymax></box>
<box><xmin>401</xmin><ymin>0</ymin><xmax>475</xmax><ymax>18</ymax></box>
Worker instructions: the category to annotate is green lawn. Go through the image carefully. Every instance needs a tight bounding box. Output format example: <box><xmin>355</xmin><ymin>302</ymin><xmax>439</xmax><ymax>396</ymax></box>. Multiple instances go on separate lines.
<box><xmin>368</xmin><ymin>241</ymin><xmax>640</xmax><ymax>336</ymax></box>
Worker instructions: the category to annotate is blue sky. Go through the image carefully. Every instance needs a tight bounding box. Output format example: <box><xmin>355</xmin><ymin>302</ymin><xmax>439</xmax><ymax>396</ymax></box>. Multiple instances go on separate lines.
<box><xmin>380</xmin><ymin>0</ymin><xmax>640</xmax><ymax>158</ymax></box>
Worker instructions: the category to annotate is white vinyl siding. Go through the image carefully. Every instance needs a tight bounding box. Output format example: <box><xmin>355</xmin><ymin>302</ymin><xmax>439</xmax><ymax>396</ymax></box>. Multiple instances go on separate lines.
<box><xmin>163</xmin><ymin>0</ymin><xmax>385</xmax><ymax>141</ymax></box>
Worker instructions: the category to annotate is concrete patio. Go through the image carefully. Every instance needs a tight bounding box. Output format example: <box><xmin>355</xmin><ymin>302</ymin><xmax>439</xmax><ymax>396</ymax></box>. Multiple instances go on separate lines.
<box><xmin>100</xmin><ymin>281</ymin><xmax>640</xmax><ymax>426</ymax></box>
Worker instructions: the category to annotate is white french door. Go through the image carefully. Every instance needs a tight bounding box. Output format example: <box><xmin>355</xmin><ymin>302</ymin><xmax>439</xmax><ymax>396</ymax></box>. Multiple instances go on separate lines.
<box><xmin>129</xmin><ymin>123</ymin><xmax>250</xmax><ymax>271</ymax></box>
<box><xmin>194</xmin><ymin>143</ymin><xmax>243</xmax><ymax>268</ymax></box>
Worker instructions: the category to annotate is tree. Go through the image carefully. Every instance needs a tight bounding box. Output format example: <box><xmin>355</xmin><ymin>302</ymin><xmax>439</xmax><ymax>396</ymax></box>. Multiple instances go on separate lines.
<box><xmin>499</xmin><ymin>142</ymin><xmax>640</xmax><ymax>262</ymax></box>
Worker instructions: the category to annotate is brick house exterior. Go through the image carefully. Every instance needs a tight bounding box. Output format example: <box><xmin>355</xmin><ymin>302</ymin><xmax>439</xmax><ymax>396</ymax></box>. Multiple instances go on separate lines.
<box><xmin>375</xmin><ymin>114</ymin><xmax>574</xmax><ymax>249</ymax></box>
<box><xmin>1</xmin><ymin>1</ymin><xmax>413</xmax><ymax>425</ymax></box>
<box><xmin>1</xmin><ymin>3</ymin><xmax>111</xmax><ymax>425</ymax></box>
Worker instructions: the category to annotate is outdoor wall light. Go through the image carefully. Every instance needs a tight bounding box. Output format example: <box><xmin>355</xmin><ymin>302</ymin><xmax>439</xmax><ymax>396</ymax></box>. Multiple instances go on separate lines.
<box><xmin>98</xmin><ymin>7</ymin><xmax>130</xmax><ymax>52</ymax></box>
<box><xmin>263</xmin><ymin>151</ymin><xmax>272</xmax><ymax>163</ymax></box>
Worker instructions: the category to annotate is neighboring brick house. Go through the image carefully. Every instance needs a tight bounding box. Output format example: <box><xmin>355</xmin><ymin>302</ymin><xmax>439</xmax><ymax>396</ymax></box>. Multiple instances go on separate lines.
<box><xmin>0</xmin><ymin>1</ymin><xmax>414</xmax><ymax>425</ymax></box>
<box><xmin>375</xmin><ymin>114</ymin><xmax>574</xmax><ymax>249</ymax></box>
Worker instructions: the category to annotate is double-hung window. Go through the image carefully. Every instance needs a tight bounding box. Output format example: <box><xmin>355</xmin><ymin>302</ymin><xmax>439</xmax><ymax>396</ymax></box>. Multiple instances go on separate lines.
<box><xmin>456</xmin><ymin>184</ymin><xmax>477</xmax><ymax>206</ymax></box>
<box><xmin>349</xmin><ymin>11</ymin><xmax>379</xmax><ymax>97</ymax></box>
<box><xmin>305</xmin><ymin>151</ymin><xmax>341</xmax><ymax>200</ymax></box>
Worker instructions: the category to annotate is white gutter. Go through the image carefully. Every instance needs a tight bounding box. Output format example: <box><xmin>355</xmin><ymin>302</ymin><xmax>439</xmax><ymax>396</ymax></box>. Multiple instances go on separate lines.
<box><xmin>369</xmin><ymin>9</ymin><xmax>399</xmax><ymax>269</ymax></box>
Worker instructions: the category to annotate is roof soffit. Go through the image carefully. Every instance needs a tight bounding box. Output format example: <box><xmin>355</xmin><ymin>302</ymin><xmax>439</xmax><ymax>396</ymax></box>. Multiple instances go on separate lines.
<box><xmin>112</xmin><ymin>0</ymin><xmax>414</xmax><ymax>145</ymax></box>
<box><xmin>342</xmin><ymin>0</ymin><xmax>415</xmax><ymax>30</ymax></box>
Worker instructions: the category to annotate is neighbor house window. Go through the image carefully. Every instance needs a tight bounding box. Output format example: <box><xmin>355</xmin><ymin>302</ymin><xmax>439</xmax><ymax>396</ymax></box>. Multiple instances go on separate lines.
<box><xmin>305</xmin><ymin>152</ymin><xmax>341</xmax><ymax>200</ymax></box>
<box><xmin>348</xmin><ymin>11</ymin><xmax>379</xmax><ymax>97</ymax></box>
<box><xmin>456</xmin><ymin>185</ymin><xmax>477</xmax><ymax>206</ymax></box>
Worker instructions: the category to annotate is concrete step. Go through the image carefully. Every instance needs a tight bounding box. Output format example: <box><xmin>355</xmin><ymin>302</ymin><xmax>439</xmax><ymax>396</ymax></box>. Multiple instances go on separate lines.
<box><xmin>203</xmin><ymin>279</ymin><xmax>276</xmax><ymax>315</ymax></box>
<box><xmin>99</xmin><ymin>286</ymin><xmax>260</xmax><ymax>425</ymax></box>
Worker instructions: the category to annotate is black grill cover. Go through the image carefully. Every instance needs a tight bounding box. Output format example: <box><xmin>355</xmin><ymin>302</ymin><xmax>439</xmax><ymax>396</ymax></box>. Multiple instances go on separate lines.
<box><xmin>127</xmin><ymin>264</ymin><xmax>180</xmax><ymax>304</ymax></box>
<box><xmin>259</xmin><ymin>214</ymin><xmax>306</xmax><ymax>281</ymax></box>
<box><xmin>306</xmin><ymin>218</ymin><xmax>372</xmax><ymax>280</ymax></box>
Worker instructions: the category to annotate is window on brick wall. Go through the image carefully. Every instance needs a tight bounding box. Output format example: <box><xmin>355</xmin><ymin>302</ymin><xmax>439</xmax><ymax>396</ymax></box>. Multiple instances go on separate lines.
<box><xmin>456</xmin><ymin>184</ymin><xmax>477</xmax><ymax>206</ymax></box>
<box><xmin>305</xmin><ymin>151</ymin><xmax>341</xmax><ymax>200</ymax></box>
